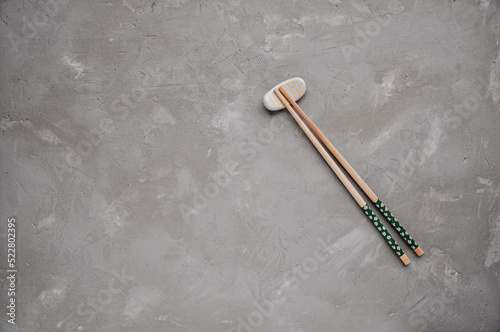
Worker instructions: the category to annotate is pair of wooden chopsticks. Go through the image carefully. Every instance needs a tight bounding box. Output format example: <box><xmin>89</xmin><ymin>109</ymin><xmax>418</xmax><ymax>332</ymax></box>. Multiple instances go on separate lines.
<box><xmin>274</xmin><ymin>86</ymin><xmax>423</xmax><ymax>265</ymax></box>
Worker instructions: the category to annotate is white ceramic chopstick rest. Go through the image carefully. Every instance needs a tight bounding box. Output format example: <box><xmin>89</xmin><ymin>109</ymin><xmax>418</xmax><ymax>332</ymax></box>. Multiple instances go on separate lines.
<box><xmin>263</xmin><ymin>77</ymin><xmax>306</xmax><ymax>111</ymax></box>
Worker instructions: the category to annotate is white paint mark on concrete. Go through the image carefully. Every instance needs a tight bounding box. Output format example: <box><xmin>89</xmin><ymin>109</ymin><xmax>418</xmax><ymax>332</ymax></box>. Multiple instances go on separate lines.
<box><xmin>487</xmin><ymin>47</ymin><xmax>500</xmax><ymax>104</ymax></box>
<box><xmin>478</xmin><ymin>176</ymin><xmax>493</xmax><ymax>187</ymax></box>
<box><xmin>36</xmin><ymin>214</ymin><xmax>56</xmax><ymax>232</ymax></box>
<box><xmin>38</xmin><ymin>276</ymin><xmax>68</xmax><ymax>308</ymax></box>
<box><xmin>100</xmin><ymin>201</ymin><xmax>129</xmax><ymax>235</ymax></box>
<box><xmin>36</xmin><ymin>128</ymin><xmax>62</xmax><ymax>146</ymax></box>
<box><xmin>484</xmin><ymin>218</ymin><xmax>500</xmax><ymax>267</ymax></box>
<box><xmin>63</xmin><ymin>55</ymin><xmax>85</xmax><ymax>79</ymax></box>
<box><xmin>430</xmin><ymin>187</ymin><xmax>462</xmax><ymax>202</ymax></box>
<box><xmin>152</xmin><ymin>104</ymin><xmax>176</xmax><ymax>125</ymax></box>
<box><xmin>123</xmin><ymin>0</ymin><xmax>135</xmax><ymax>12</ymax></box>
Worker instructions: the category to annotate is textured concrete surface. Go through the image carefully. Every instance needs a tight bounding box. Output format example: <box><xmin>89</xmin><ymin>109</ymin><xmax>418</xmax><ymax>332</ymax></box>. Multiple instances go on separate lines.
<box><xmin>1</xmin><ymin>0</ymin><xmax>500</xmax><ymax>331</ymax></box>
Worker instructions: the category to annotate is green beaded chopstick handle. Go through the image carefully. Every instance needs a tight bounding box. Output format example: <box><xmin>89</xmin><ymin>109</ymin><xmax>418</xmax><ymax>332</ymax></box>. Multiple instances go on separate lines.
<box><xmin>374</xmin><ymin>199</ymin><xmax>423</xmax><ymax>256</ymax></box>
<box><xmin>284</xmin><ymin>95</ymin><xmax>423</xmax><ymax>257</ymax></box>
<box><xmin>361</xmin><ymin>204</ymin><xmax>409</xmax><ymax>264</ymax></box>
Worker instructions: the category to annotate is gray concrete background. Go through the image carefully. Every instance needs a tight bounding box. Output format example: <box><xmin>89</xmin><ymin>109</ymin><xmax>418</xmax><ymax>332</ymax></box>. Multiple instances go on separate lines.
<box><xmin>1</xmin><ymin>0</ymin><xmax>500</xmax><ymax>331</ymax></box>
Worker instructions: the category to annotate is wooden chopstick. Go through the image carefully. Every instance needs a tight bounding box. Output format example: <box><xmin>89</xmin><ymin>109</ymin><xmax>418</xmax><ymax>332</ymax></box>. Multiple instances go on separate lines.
<box><xmin>274</xmin><ymin>88</ymin><xmax>410</xmax><ymax>265</ymax></box>
<box><xmin>278</xmin><ymin>86</ymin><xmax>423</xmax><ymax>257</ymax></box>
